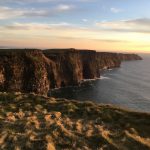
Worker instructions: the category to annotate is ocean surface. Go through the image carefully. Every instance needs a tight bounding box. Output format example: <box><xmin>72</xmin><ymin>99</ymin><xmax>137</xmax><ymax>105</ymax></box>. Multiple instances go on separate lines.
<box><xmin>51</xmin><ymin>54</ymin><xmax>150</xmax><ymax>112</ymax></box>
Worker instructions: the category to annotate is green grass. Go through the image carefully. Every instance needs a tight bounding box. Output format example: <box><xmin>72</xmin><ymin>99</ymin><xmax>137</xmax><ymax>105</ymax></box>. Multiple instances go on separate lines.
<box><xmin>0</xmin><ymin>92</ymin><xmax>150</xmax><ymax>150</ymax></box>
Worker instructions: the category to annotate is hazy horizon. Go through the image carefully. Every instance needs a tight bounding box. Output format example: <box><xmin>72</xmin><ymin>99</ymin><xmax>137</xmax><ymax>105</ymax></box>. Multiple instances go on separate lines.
<box><xmin>0</xmin><ymin>0</ymin><xmax>150</xmax><ymax>53</ymax></box>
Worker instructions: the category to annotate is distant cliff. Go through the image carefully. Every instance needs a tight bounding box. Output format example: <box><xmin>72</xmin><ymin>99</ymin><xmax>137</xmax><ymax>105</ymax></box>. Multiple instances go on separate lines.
<box><xmin>118</xmin><ymin>53</ymin><xmax>143</xmax><ymax>61</ymax></box>
<box><xmin>97</xmin><ymin>52</ymin><xmax>121</xmax><ymax>70</ymax></box>
<box><xmin>0</xmin><ymin>49</ymin><xmax>142</xmax><ymax>95</ymax></box>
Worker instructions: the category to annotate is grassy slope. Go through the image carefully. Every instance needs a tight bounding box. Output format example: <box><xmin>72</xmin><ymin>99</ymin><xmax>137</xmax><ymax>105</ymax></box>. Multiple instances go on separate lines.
<box><xmin>0</xmin><ymin>92</ymin><xmax>150</xmax><ymax>150</ymax></box>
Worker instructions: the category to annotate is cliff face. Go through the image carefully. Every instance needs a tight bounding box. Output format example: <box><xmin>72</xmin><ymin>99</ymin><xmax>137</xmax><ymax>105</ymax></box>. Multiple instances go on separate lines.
<box><xmin>0</xmin><ymin>49</ymin><xmax>58</xmax><ymax>95</ymax></box>
<box><xmin>78</xmin><ymin>50</ymin><xmax>100</xmax><ymax>79</ymax></box>
<box><xmin>44</xmin><ymin>49</ymin><xmax>83</xmax><ymax>87</ymax></box>
<box><xmin>97</xmin><ymin>52</ymin><xmax>121</xmax><ymax>69</ymax></box>
<box><xmin>0</xmin><ymin>49</ymin><xmax>142</xmax><ymax>94</ymax></box>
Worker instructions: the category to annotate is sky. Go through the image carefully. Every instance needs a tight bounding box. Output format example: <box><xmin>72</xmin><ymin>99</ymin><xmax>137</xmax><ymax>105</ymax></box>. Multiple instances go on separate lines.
<box><xmin>0</xmin><ymin>0</ymin><xmax>150</xmax><ymax>53</ymax></box>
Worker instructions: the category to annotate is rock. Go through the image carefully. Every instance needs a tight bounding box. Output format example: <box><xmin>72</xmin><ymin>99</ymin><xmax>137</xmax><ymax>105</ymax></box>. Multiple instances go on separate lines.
<box><xmin>0</xmin><ymin>49</ymin><xmax>142</xmax><ymax>95</ymax></box>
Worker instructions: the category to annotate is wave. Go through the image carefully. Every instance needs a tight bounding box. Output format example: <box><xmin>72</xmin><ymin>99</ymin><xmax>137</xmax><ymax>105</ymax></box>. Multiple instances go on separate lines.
<box><xmin>82</xmin><ymin>78</ymin><xmax>100</xmax><ymax>82</ymax></box>
<box><xmin>100</xmin><ymin>76</ymin><xmax>110</xmax><ymax>80</ymax></box>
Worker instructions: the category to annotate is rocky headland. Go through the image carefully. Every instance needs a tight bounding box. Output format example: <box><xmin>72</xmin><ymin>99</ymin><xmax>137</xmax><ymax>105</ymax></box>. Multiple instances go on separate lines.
<box><xmin>0</xmin><ymin>49</ymin><xmax>142</xmax><ymax>95</ymax></box>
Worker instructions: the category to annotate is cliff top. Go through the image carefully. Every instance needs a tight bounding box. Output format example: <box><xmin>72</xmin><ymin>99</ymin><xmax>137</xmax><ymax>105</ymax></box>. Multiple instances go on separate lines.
<box><xmin>0</xmin><ymin>92</ymin><xmax>149</xmax><ymax>150</ymax></box>
<box><xmin>0</xmin><ymin>48</ymin><xmax>142</xmax><ymax>57</ymax></box>
<box><xmin>44</xmin><ymin>48</ymin><xmax>98</xmax><ymax>55</ymax></box>
<box><xmin>44</xmin><ymin>48</ymin><xmax>76</xmax><ymax>53</ymax></box>
<box><xmin>0</xmin><ymin>49</ymin><xmax>42</xmax><ymax>55</ymax></box>
<box><xmin>0</xmin><ymin>48</ymin><xmax>40</xmax><ymax>52</ymax></box>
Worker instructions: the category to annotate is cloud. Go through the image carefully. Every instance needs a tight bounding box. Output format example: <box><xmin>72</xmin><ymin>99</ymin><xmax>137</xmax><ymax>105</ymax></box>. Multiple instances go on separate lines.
<box><xmin>2</xmin><ymin>18</ymin><xmax>150</xmax><ymax>35</ymax></box>
<box><xmin>125</xmin><ymin>18</ymin><xmax>150</xmax><ymax>27</ymax></box>
<box><xmin>0</xmin><ymin>0</ymin><xmax>57</xmax><ymax>4</ymax></box>
<box><xmin>96</xmin><ymin>18</ymin><xmax>150</xmax><ymax>34</ymax></box>
<box><xmin>56</xmin><ymin>4</ymin><xmax>74</xmax><ymax>11</ymax></box>
<box><xmin>92</xmin><ymin>39</ymin><xmax>128</xmax><ymax>43</ymax></box>
<box><xmin>0</xmin><ymin>21</ymin><xmax>144</xmax><ymax>46</ymax></box>
<box><xmin>0</xmin><ymin>4</ymin><xmax>75</xmax><ymax>19</ymax></box>
<box><xmin>82</xmin><ymin>19</ymin><xmax>88</xmax><ymax>22</ymax></box>
<box><xmin>0</xmin><ymin>22</ymin><xmax>120</xmax><ymax>41</ymax></box>
<box><xmin>0</xmin><ymin>7</ymin><xmax>23</xmax><ymax>19</ymax></box>
<box><xmin>0</xmin><ymin>0</ymin><xmax>95</xmax><ymax>4</ymax></box>
<box><xmin>1</xmin><ymin>22</ymin><xmax>72</xmax><ymax>30</ymax></box>
<box><xmin>110</xmin><ymin>7</ymin><xmax>123</xmax><ymax>13</ymax></box>
<box><xmin>0</xmin><ymin>20</ymin><xmax>150</xmax><ymax>51</ymax></box>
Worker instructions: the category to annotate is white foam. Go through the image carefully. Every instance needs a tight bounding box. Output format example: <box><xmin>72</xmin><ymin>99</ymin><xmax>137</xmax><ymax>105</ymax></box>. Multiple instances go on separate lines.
<box><xmin>81</xmin><ymin>78</ymin><xmax>101</xmax><ymax>82</ymax></box>
<box><xmin>100</xmin><ymin>76</ymin><xmax>110</xmax><ymax>80</ymax></box>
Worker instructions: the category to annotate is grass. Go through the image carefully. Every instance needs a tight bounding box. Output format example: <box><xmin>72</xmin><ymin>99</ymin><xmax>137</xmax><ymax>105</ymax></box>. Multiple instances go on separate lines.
<box><xmin>0</xmin><ymin>92</ymin><xmax>150</xmax><ymax>150</ymax></box>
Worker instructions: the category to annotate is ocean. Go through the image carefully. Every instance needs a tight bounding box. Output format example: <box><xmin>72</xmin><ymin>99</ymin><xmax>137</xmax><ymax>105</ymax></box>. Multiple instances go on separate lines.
<box><xmin>51</xmin><ymin>54</ymin><xmax>150</xmax><ymax>112</ymax></box>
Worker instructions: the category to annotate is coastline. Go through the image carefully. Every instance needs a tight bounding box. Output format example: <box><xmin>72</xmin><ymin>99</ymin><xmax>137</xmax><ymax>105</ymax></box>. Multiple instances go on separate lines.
<box><xmin>0</xmin><ymin>49</ymin><xmax>142</xmax><ymax>95</ymax></box>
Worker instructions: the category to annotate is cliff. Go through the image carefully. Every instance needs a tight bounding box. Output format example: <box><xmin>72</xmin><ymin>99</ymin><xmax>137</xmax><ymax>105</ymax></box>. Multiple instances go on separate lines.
<box><xmin>0</xmin><ymin>92</ymin><xmax>150</xmax><ymax>150</ymax></box>
<box><xmin>118</xmin><ymin>53</ymin><xmax>142</xmax><ymax>61</ymax></box>
<box><xmin>97</xmin><ymin>52</ymin><xmax>121</xmax><ymax>70</ymax></box>
<box><xmin>43</xmin><ymin>49</ymin><xmax>83</xmax><ymax>87</ymax></box>
<box><xmin>0</xmin><ymin>49</ymin><xmax>142</xmax><ymax>95</ymax></box>
<box><xmin>0</xmin><ymin>49</ymin><xmax>58</xmax><ymax>95</ymax></box>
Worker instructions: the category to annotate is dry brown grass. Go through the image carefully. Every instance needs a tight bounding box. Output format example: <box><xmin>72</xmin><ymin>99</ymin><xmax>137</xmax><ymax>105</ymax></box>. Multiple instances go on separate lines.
<box><xmin>0</xmin><ymin>92</ymin><xmax>150</xmax><ymax>150</ymax></box>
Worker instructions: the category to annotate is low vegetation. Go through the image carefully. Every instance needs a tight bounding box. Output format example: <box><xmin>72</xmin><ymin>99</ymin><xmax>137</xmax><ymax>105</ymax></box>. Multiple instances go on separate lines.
<box><xmin>0</xmin><ymin>92</ymin><xmax>150</xmax><ymax>150</ymax></box>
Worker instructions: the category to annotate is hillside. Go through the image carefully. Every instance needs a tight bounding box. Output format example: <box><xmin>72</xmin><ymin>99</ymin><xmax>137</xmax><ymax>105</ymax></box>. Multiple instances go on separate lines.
<box><xmin>0</xmin><ymin>92</ymin><xmax>150</xmax><ymax>150</ymax></box>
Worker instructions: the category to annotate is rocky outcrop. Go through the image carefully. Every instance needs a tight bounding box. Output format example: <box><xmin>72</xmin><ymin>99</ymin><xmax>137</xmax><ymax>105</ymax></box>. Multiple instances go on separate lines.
<box><xmin>0</xmin><ymin>49</ymin><xmax>142</xmax><ymax>95</ymax></box>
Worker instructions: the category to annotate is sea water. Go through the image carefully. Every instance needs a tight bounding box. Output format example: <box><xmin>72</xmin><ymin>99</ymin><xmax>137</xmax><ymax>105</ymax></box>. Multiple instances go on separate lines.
<box><xmin>51</xmin><ymin>54</ymin><xmax>150</xmax><ymax>112</ymax></box>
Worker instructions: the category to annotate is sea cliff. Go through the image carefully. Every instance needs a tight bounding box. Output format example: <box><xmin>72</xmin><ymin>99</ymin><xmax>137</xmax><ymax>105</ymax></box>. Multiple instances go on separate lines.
<box><xmin>0</xmin><ymin>49</ymin><xmax>142</xmax><ymax>95</ymax></box>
